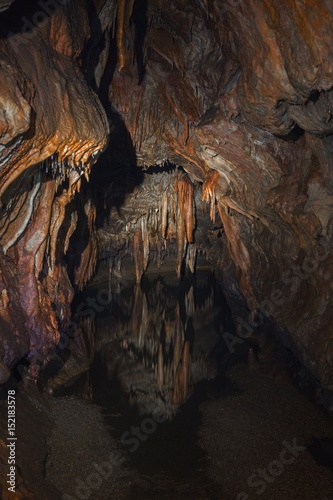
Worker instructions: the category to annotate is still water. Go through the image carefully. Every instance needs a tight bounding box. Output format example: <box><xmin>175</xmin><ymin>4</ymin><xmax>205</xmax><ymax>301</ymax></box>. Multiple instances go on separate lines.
<box><xmin>51</xmin><ymin>267</ymin><xmax>333</xmax><ymax>499</ymax></box>
<box><xmin>89</xmin><ymin>270</ymin><xmax>238</xmax><ymax>498</ymax></box>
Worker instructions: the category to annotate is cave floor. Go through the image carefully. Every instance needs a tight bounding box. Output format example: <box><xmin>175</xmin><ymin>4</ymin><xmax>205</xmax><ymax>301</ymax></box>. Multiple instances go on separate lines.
<box><xmin>45</xmin><ymin>360</ymin><xmax>333</xmax><ymax>500</ymax></box>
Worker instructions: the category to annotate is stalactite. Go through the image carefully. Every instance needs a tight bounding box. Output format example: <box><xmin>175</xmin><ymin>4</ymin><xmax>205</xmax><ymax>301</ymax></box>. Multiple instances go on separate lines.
<box><xmin>116</xmin><ymin>0</ymin><xmax>127</xmax><ymax>70</ymax></box>
<box><xmin>141</xmin><ymin>215</ymin><xmax>150</xmax><ymax>271</ymax></box>
<box><xmin>75</xmin><ymin>235</ymin><xmax>98</xmax><ymax>291</ymax></box>
<box><xmin>175</xmin><ymin>175</ymin><xmax>195</xmax><ymax>276</ymax></box>
<box><xmin>177</xmin><ymin>177</ymin><xmax>195</xmax><ymax>243</ymax></box>
<box><xmin>64</xmin><ymin>211</ymin><xmax>78</xmax><ymax>254</ymax></box>
<box><xmin>176</xmin><ymin>203</ymin><xmax>186</xmax><ymax>278</ymax></box>
<box><xmin>161</xmin><ymin>190</ymin><xmax>168</xmax><ymax>238</ymax></box>
<box><xmin>202</xmin><ymin>170</ymin><xmax>220</xmax><ymax>224</ymax></box>
<box><xmin>217</xmin><ymin>201</ymin><xmax>258</xmax><ymax>311</ymax></box>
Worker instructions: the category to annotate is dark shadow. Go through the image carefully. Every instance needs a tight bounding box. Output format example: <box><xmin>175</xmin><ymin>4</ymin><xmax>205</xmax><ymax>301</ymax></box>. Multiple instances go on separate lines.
<box><xmin>131</xmin><ymin>0</ymin><xmax>148</xmax><ymax>84</ymax></box>
<box><xmin>88</xmin><ymin>271</ymin><xmax>235</xmax><ymax>498</ymax></box>
<box><xmin>80</xmin><ymin>1</ymin><xmax>144</xmax><ymax>228</ymax></box>
<box><xmin>276</xmin><ymin>124</ymin><xmax>305</xmax><ymax>142</ymax></box>
<box><xmin>0</xmin><ymin>0</ymin><xmax>64</xmax><ymax>38</ymax></box>
<box><xmin>82</xmin><ymin>0</ymin><xmax>107</xmax><ymax>93</ymax></box>
<box><xmin>144</xmin><ymin>162</ymin><xmax>181</xmax><ymax>175</ymax></box>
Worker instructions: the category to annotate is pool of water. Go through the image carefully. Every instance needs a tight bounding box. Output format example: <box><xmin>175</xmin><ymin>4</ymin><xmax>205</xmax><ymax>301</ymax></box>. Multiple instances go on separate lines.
<box><xmin>88</xmin><ymin>270</ymin><xmax>241</xmax><ymax>497</ymax></box>
<box><xmin>45</xmin><ymin>268</ymin><xmax>333</xmax><ymax>499</ymax></box>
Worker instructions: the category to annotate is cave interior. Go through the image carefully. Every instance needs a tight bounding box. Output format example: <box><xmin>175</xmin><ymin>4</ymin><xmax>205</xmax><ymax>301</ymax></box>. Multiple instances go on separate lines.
<box><xmin>0</xmin><ymin>0</ymin><xmax>333</xmax><ymax>498</ymax></box>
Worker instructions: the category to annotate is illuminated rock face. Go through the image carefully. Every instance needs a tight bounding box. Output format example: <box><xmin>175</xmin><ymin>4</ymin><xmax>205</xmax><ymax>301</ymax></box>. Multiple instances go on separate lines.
<box><xmin>0</xmin><ymin>1</ymin><xmax>332</xmax><ymax>395</ymax></box>
<box><xmin>0</xmin><ymin>2</ymin><xmax>109</xmax><ymax>374</ymax></box>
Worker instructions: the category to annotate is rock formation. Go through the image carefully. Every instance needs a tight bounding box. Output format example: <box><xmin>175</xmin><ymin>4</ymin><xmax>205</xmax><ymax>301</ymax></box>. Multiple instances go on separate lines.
<box><xmin>0</xmin><ymin>0</ymin><xmax>332</xmax><ymax>404</ymax></box>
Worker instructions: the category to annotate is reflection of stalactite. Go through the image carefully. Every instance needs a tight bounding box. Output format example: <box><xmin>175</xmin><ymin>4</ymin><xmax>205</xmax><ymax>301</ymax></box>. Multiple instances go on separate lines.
<box><xmin>132</xmin><ymin>227</ymin><xmax>144</xmax><ymax>283</ymax></box>
<box><xmin>130</xmin><ymin>285</ymin><xmax>141</xmax><ymax>340</ymax></box>
<box><xmin>173</xmin><ymin>304</ymin><xmax>184</xmax><ymax>377</ymax></box>
<box><xmin>186</xmin><ymin>243</ymin><xmax>197</xmax><ymax>274</ymax></box>
<box><xmin>185</xmin><ymin>285</ymin><xmax>195</xmax><ymax>317</ymax></box>
<box><xmin>157</xmin><ymin>343</ymin><xmax>164</xmax><ymax>392</ymax></box>
<box><xmin>139</xmin><ymin>292</ymin><xmax>148</xmax><ymax>347</ymax></box>
<box><xmin>172</xmin><ymin>340</ymin><xmax>191</xmax><ymax>405</ymax></box>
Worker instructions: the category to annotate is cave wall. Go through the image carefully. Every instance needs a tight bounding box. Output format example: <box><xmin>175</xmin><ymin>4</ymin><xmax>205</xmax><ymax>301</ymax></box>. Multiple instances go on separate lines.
<box><xmin>0</xmin><ymin>0</ymin><xmax>332</xmax><ymax>394</ymax></box>
<box><xmin>101</xmin><ymin>0</ymin><xmax>333</xmax><ymax>388</ymax></box>
<box><xmin>0</xmin><ymin>0</ymin><xmax>109</xmax><ymax>377</ymax></box>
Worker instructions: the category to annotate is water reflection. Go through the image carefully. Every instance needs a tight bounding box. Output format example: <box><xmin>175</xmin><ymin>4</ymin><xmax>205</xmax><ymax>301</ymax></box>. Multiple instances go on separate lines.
<box><xmin>92</xmin><ymin>272</ymin><xmax>233</xmax><ymax>418</ymax></box>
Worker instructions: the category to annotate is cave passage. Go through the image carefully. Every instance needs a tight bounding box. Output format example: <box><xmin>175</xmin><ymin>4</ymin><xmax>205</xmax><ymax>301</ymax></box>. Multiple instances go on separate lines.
<box><xmin>1</xmin><ymin>0</ymin><xmax>333</xmax><ymax>498</ymax></box>
<box><xmin>45</xmin><ymin>266</ymin><xmax>333</xmax><ymax>499</ymax></box>
<box><xmin>90</xmin><ymin>269</ymin><xmax>233</xmax><ymax>498</ymax></box>
<box><xmin>90</xmin><ymin>268</ymin><xmax>235</xmax><ymax>414</ymax></box>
